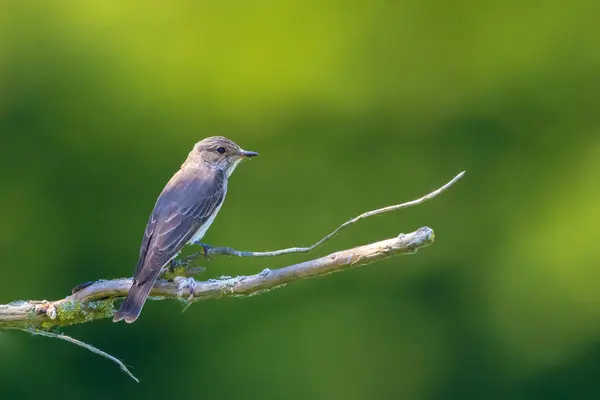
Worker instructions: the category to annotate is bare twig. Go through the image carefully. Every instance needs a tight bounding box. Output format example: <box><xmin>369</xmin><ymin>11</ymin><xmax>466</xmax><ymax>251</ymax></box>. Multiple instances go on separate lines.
<box><xmin>22</xmin><ymin>328</ymin><xmax>139</xmax><ymax>383</ymax></box>
<box><xmin>192</xmin><ymin>171</ymin><xmax>465</xmax><ymax>259</ymax></box>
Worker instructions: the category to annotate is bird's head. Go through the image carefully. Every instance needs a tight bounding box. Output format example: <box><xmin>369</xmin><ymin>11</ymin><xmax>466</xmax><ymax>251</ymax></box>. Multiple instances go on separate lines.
<box><xmin>188</xmin><ymin>136</ymin><xmax>258</xmax><ymax>176</ymax></box>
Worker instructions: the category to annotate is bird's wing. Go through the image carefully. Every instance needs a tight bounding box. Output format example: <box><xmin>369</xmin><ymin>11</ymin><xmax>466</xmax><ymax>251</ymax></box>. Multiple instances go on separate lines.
<box><xmin>133</xmin><ymin>169</ymin><xmax>226</xmax><ymax>286</ymax></box>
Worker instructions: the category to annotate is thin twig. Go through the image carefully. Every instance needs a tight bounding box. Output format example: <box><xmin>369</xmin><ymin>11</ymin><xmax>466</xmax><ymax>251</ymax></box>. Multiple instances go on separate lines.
<box><xmin>201</xmin><ymin>171</ymin><xmax>465</xmax><ymax>258</ymax></box>
<box><xmin>22</xmin><ymin>328</ymin><xmax>139</xmax><ymax>383</ymax></box>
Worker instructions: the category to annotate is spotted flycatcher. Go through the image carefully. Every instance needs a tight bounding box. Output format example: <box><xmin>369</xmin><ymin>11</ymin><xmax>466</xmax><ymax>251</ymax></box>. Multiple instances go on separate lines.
<box><xmin>113</xmin><ymin>136</ymin><xmax>258</xmax><ymax>323</ymax></box>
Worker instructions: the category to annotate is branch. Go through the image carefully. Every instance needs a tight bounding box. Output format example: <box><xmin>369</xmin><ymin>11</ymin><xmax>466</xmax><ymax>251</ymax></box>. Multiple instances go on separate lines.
<box><xmin>20</xmin><ymin>328</ymin><xmax>139</xmax><ymax>383</ymax></box>
<box><xmin>191</xmin><ymin>171</ymin><xmax>466</xmax><ymax>259</ymax></box>
<box><xmin>0</xmin><ymin>171</ymin><xmax>464</xmax><ymax>382</ymax></box>
<box><xmin>0</xmin><ymin>226</ymin><xmax>435</xmax><ymax>330</ymax></box>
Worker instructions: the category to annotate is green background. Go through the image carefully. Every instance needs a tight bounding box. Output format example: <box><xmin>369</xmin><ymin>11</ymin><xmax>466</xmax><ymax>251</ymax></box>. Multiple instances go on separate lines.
<box><xmin>1</xmin><ymin>1</ymin><xmax>599</xmax><ymax>399</ymax></box>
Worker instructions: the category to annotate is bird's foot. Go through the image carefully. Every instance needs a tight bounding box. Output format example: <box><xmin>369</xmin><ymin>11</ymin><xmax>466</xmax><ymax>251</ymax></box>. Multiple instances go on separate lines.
<box><xmin>164</xmin><ymin>260</ymin><xmax>190</xmax><ymax>281</ymax></box>
<box><xmin>175</xmin><ymin>277</ymin><xmax>198</xmax><ymax>301</ymax></box>
<box><xmin>168</xmin><ymin>260</ymin><xmax>177</xmax><ymax>274</ymax></box>
<box><xmin>193</xmin><ymin>242</ymin><xmax>213</xmax><ymax>260</ymax></box>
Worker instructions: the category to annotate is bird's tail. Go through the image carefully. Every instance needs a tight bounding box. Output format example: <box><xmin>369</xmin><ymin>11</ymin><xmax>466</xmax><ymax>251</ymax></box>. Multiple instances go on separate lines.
<box><xmin>113</xmin><ymin>280</ymin><xmax>155</xmax><ymax>323</ymax></box>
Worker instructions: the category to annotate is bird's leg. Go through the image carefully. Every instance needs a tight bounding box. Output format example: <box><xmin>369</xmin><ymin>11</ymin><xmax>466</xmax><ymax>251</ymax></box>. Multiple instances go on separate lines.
<box><xmin>193</xmin><ymin>241</ymin><xmax>214</xmax><ymax>260</ymax></box>
<box><xmin>168</xmin><ymin>260</ymin><xmax>177</xmax><ymax>274</ymax></box>
<box><xmin>161</xmin><ymin>260</ymin><xmax>179</xmax><ymax>281</ymax></box>
<box><xmin>162</xmin><ymin>258</ymin><xmax>206</xmax><ymax>281</ymax></box>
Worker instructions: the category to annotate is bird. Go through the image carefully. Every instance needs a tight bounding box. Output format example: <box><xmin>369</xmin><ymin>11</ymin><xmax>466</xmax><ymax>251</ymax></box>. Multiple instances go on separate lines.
<box><xmin>113</xmin><ymin>136</ymin><xmax>258</xmax><ymax>323</ymax></box>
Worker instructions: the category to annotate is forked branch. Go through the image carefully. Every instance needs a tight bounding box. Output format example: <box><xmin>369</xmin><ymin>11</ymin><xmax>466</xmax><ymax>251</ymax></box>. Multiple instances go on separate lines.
<box><xmin>0</xmin><ymin>171</ymin><xmax>465</xmax><ymax>382</ymax></box>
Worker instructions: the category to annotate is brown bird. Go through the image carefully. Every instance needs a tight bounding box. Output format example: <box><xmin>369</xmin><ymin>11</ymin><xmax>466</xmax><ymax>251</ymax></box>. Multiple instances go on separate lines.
<box><xmin>113</xmin><ymin>136</ymin><xmax>258</xmax><ymax>323</ymax></box>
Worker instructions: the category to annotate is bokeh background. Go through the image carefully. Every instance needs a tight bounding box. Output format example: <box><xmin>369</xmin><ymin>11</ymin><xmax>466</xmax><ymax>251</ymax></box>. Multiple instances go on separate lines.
<box><xmin>1</xmin><ymin>1</ymin><xmax>599</xmax><ymax>399</ymax></box>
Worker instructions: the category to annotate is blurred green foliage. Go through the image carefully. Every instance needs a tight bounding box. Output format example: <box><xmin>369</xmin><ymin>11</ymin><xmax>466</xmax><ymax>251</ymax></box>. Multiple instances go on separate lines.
<box><xmin>1</xmin><ymin>1</ymin><xmax>599</xmax><ymax>399</ymax></box>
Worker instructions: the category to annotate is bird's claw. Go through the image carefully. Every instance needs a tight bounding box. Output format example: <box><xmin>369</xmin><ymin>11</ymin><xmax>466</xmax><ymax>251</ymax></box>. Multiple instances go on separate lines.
<box><xmin>194</xmin><ymin>242</ymin><xmax>213</xmax><ymax>260</ymax></box>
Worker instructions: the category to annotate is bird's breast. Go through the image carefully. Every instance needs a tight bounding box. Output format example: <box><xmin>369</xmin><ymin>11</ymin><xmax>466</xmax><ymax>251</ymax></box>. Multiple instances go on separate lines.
<box><xmin>188</xmin><ymin>182</ymin><xmax>227</xmax><ymax>244</ymax></box>
<box><xmin>189</xmin><ymin>202</ymin><xmax>223</xmax><ymax>244</ymax></box>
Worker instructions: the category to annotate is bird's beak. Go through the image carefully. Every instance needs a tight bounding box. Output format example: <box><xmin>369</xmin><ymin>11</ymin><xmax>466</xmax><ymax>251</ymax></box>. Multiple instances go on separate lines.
<box><xmin>240</xmin><ymin>149</ymin><xmax>259</xmax><ymax>158</ymax></box>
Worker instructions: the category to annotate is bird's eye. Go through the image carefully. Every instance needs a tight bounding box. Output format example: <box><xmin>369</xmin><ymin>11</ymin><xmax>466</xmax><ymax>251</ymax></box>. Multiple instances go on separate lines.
<box><xmin>217</xmin><ymin>146</ymin><xmax>226</xmax><ymax>154</ymax></box>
